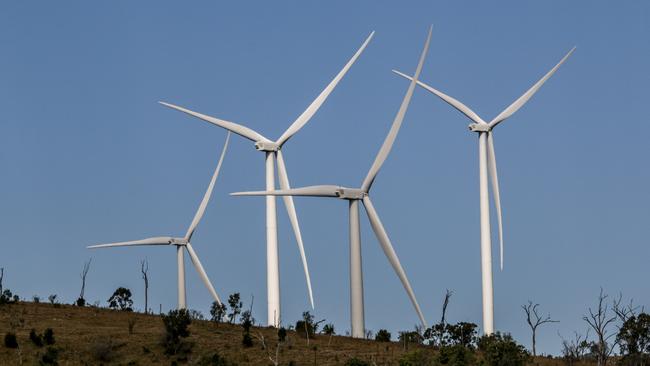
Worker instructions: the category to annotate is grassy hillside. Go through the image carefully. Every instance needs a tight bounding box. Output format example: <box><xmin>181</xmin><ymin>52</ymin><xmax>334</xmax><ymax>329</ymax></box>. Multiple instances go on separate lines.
<box><xmin>0</xmin><ymin>302</ymin><xmax>582</xmax><ymax>365</ymax></box>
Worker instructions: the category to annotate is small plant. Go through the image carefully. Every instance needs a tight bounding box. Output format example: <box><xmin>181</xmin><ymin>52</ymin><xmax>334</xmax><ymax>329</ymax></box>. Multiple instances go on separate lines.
<box><xmin>75</xmin><ymin>297</ymin><xmax>86</xmax><ymax>307</ymax></box>
<box><xmin>43</xmin><ymin>328</ymin><xmax>55</xmax><ymax>345</ymax></box>
<box><xmin>161</xmin><ymin>309</ymin><xmax>192</xmax><ymax>355</ymax></box>
<box><xmin>278</xmin><ymin>327</ymin><xmax>287</xmax><ymax>342</ymax></box>
<box><xmin>30</xmin><ymin>329</ymin><xmax>44</xmax><ymax>347</ymax></box>
<box><xmin>345</xmin><ymin>357</ymin><xmax>370</xmax><ymax>366</ymax></box>
<box><xmin>128</xmin><ymin>317</ymin><xmax>137</xmax><ymax>334</ymax></box>
<box><xmin>91</xmin><ymin>337</ymin><xmax>119</xmax><ymax>362</ymax></box>
<box><xmin>48</xmin><ymin>294</ymin><xmax>58</xmax><ymax>307</ymax></box>
<box><xmin>40</xmin><ymin>346</ymin><xmax>59</xmax><ymax>365</ymax></box>
<box><xmin>108</xmin><ymin>287</ymin><xmax>133</xmax><ymax>311</ymax></box>
<box><xmin>33</xmin><ymin>295</ymin><xmax>40</xmax><ymax>303</ymax></box>
<box><xmin>4</xmin><ymin>332</ymin><xmax>18</xmax><ymax>348</ymax></box>
<box><xmin>242</xmin><ymin>332</ymin><xmax>253</xmax><ymax>348</ymax></box>
<box><xmin>375</xmin><ymin>329</ymin><xmax>391</xmax><ymax>342</ymax></box>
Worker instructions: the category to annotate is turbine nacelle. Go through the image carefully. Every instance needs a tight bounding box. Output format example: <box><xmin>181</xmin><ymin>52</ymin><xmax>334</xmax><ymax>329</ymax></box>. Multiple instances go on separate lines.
<box><xmin>335</xmin><ymin>187</ymin><xmax>366</xmax><ymax>200</ymax></box>
<box><xmin>170</xmin><ymin>238</ymin><xmax>188</xmax><ymax>246</ymax></box>
<box><xmin>254</xmin><ymin>141</ymin><xmax>279</xmax><ymax>152</ymax></box>
<box><xmin>469</xmin><ymin>123</ymin><xmax>491</xmax><ymax>133</ymax></box>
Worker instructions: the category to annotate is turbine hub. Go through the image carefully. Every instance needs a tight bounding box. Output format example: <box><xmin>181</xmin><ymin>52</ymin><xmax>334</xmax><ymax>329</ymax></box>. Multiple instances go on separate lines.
<box><xmin>468</xmin><ymin>123</ymin><xmax>491</xmax><ymax>133</ymax></box>
<box><xmin>254</xmin><ymin>141</ymin><xmax>279</xmax><ymax>152</ymax></box>
<box><xmin>170</xmin><ymin>238</ymin><xmax>188</xmax><ymax>246</ymax></box>
<box><xmin>335</xmin><ymin>187</ymin><xmax>366</xmax><ymax>200</ymax></box>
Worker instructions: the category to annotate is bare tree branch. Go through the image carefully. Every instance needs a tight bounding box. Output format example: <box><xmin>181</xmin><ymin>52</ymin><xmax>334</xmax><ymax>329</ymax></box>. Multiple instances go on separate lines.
<box><xmin>441</xmin><ymin>289</ymin><xmax>453</xmax><ymax>325</ymax></box>
<box><xmin>522</xmin><ymin>300</ymin><xmax>558</xmax><ymax>356</ymax></box>
<box><xmin>79</xmin><ymin>258</ymin><xmax>92</xmax><ymax>300</ymax></box>
<box><xmin>583</xmin><ymin>288</ymin><xmax>617</xmax><ymax>366</ymax></box>
<box><xmin>141</xmin><ymin>260</ymin><xmax>149</xmax><ymax>314</ymax></box>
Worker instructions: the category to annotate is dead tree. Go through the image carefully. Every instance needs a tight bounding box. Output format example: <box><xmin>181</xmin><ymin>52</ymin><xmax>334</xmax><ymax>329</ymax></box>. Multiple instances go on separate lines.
<box><xmin>0</xmin><ymin>267</ymin><xmax>4</xmax><ymax>294</ymax></box>
<box><xmin>441</xmin><ymin>289</ymin><xmax>453</xmax><ymax>325</ymax></box>
<box><xmin>583</xmin><ymin>288</ymin><xmax>617</xmax><ymax>366</ymax></box>
<box><xmin>522</xmin><ymin>300</ymin><xmax>558</xmax><ymax>356</ymax></box>
<box><xmin>141</xmin><ymin>260</ymin><xmax>149</xmax><ymax>314</ymax></box>
<box><xmin>78</xmin><ymin>258</ymin><xmax>92</xmax><ymax>304</ymax></box>
<box><xmin>612</xmin><ymin>293</ymin><xmax>641</xmax><ymax>323</ymax></box>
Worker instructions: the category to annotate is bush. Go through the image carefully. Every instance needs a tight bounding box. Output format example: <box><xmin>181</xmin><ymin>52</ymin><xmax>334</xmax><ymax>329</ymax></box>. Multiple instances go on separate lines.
<box><xmin>4</xmin><ymin>332</ymin><xmax>18</xmax><ymax>348</ymax></box>
<box><xmin>278</xmin><ymin>327</ymin><xmax>287</xmax><ymax>342</ymax></box>
<box><xmin>108</xmin><ymin>287</ymin><xmax>133</xmax><ymax>311</ymax></box>
<box><xmin>30</xmin><ymin>329</ymin><xmax>44</xmax><ymax>347</ymax></box>
<box><xmin>90</xmin><ymin>337</ymin><xmax>119</xmax><ymax>362</ymax></box>
<box><xmin>242</xmin><ymin>332</ymin><xmax>253</xmax><ymax>348</ymax></box>
<box><xmin>161</xmin><ymin>309</ymin><xmax>192</xmax><ymax>355</ymax></box>
<box><xmin>375</xmin><ymin>329</ymin><xmax>392</xmax><ymax>342</ymax></box>
<box><xmin>197</xmin><ymin>351</ymin><xmax>236</xmax><ymax>366</ymax></box>
<box><xmin>48</xmin><ymin>294</ymin><xmax>57</xmax><ymax>305</ymax></box>
<box><xmin>477</xmin><ymin>332</ymin><xmax>529</xmax><ymax>366</ymax></box>
<box><xmin>0</xmin><ymin>289</ymin><xmax>17</xmax><ymax>305</ymax></box>
<box><xmin>436</xmin><ymin>344</ymin><xmax>476</xmax><ymax>366</ymax></box>
<box><xmin>43</xmin><ymin>328</ymin><xmax>55</xmax><ymax>345</ymax></box>
<box><xmin>33</xmin><ymin>295</ymin><xmax>40</xmax><ymax>303</ymax></box>
<box><xmin>345</xmin><ymin>357</ymin><xmax>370</xmax><ymax>366</ymax></box>
<box><xmin>40</xmin><ymin>347</ymin><xmax>59</xmax><ymax>365</ymax></box>
<box><xmin>399</xmin><ymin>349</ymin><xmax>434</xmax><ymax>366</ymax></box>
<box><xmin>296</xmin><ymin>311</ymin><xmax>320</xmax><ymax>339</ymax></box>
<box><xmin>227</xmin><ymin>293</ymin><xmax>242</xmax><ymax>323</ymax></box>
<box><xmin>75</xmin><ymin>297</ymin><xmax>86</xmax><ymax>307</ymax></box>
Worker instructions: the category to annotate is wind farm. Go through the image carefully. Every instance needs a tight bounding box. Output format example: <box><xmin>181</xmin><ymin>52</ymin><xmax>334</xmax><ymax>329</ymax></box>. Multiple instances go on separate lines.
<box><xmin>1</xmin><ymin>2</ymin><xmax>649</xmax><ymax>365</ymax></box>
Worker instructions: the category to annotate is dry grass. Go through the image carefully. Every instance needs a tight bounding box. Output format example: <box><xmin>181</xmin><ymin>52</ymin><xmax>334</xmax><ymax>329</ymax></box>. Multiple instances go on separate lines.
<box><xmin>0</xmin><ymin>302</ymin><xmax>582</xmax><ymax>365</ymax></box>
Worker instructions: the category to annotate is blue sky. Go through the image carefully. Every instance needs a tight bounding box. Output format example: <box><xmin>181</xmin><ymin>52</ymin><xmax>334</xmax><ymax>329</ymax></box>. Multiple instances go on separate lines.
<box><xmin>1</xmin><ymin>1</ymin><xmax>648</xmax><ymax>355</ymax></box>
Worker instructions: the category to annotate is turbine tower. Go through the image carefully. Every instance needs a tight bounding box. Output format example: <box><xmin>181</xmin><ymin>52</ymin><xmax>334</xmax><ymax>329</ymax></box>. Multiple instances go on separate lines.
<box><xmin>159</xmin><ymin>32</ymin><xmax>374</xmax><ymax>326</ymax></box>
<box><xmin>394</xmin><ymin>47</ymin><xmax>575</xmax><ymax>334</ymax></box>
<box><xmin>233</xmin><ymin>27</ymin><xmax>432</xmax><ymax>338</ymax></box>
<box><xmin>88</xmin><ymin>133</ymin><xmax>231</xmax><ymax>309</ymax></box>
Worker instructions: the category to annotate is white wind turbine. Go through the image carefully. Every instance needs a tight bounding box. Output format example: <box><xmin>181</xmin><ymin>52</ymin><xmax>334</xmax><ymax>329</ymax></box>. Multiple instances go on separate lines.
<box><xmin>394</xmin><ymin>47</ymin><xmax>575</xmax><ymax>334</ymax></box>
<box><xmin>232</xmin><ymin>27</ymin><xmax>432</xmax><ymax>338</ymax></box>
<box><xmin>159</xmin><ymin>32</ymin><xmax>374</xmax><ymax>326</ymax></box>
<box><xmin>88</xmin><ymin>133</ymin><xmax>231</xmax><ymax>309</ymax></box>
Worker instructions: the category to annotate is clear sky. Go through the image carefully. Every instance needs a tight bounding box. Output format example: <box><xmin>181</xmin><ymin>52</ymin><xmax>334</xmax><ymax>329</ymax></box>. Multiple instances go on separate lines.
<box><xmin>1</xmin><ymin>0</ymin><xmax>648</xmax><ymax>356</ymax></box>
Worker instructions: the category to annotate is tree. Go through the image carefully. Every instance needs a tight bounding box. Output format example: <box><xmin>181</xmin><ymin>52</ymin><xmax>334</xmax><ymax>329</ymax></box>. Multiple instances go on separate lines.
<box><xmin>227</xmin><ymin>293</ymin><xmax>242</xmax><ymax>323</ymax></box>
<box><xmin>616</xmin><ymin>313</ymin><xmax>650</xmax><ymax>366</ymax></box>
<box><xmin>559</xmin><ymin>330</ymin><xmax>591</xmax><ymax>366</ymax></box>
<box><xmin>76</xmin><ymin>258</ymin><xmax>92</xmax><ymax>306</ymax></box>
<box><xmin>0</xmin><ymin>268</ymin><xmax>3</xmax><ymax>294</ymax></box>
<box><xmin>522</xmin><ymin>300</ymin><xmax>558</xmax><ymax>356</ymax></box>
<box><xmin>141</xmin><ymin>260</ymin><xmax>149</xmax><ymax>314</ymax></box>
<box><xmin>583</xmin><ymin>288</ymin><xmax>617</xmax><ymax>366</ymax></box>
<box><xmin>210</xmin><ymin>301</ymin><xmax>227</xmax><ymax>324</ymax></box>
<box><xmin>478</xmin><ymin>332</ymin><xmax>529</xmax><ymax>366</ymax></box>
<box><xmin>441</xmin><ymin>289</ymin><xmax>453</xmax><ymax>325</ymax></box>
<box><xmin>375</xmin><ymin>329</ymin><xmax>391</xmax><ymax>342</ymax></box>
<box><xmin>108</xmin><ymin>287</ymin><xmax>133</xmax><ymax>311</ymax></box>
<box><xmin>323</xmin><ymin>323</ymin><xmax>335</xmax><ymax>346</ymax></box>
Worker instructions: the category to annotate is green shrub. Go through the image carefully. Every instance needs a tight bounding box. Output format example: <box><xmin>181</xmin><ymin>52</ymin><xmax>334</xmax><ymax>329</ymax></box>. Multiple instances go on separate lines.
<box><xmin>108</xmin><ymin>287</ymin><xmax>133</xmax><ymax>311</ymax></box>
<box><xmin>30</xmin><ymin>329</ymin><xmax>44</xmax><ymax>347</ymax></box>
<box><xmin>40</xmin><ymin>347</ymin><xmax>59</xmax><ymax>365</ymax></box>
<box><xmin>43</xmin><ymin>328</ymin><xmax>55</xmax><ymax>345</ymax></box>
<box><xmin>345</xmin><ymin>357</ymin><xmax>370</xmax><ymax>366</ymax></box>
<box><xmin>375</xmin><ymin>329</ymin><xmax>392</xmax><ymax>342</ymax></box>
<box><xmin>241</xmin><ymin>332</ymin><xmax>253</xmax><ymax>348</ymax></box>
<box><xmin>4</xmin><ymin>332</ymin><xmax>18</xmax><ymax>348</ymax></box>
<box><xmin>477</xmin><ymin>332</ymin><xmax>529</xmax><ymax>366</ymax></box>
<box><xmin>161</xmin><ymin>309</ymin><xmax>192</xmax><ymax>355</ymax></box>
<box><xmin>436</xmin><ymin>344</ymin><xmax>476</xmax><ymax>366</ymax></box>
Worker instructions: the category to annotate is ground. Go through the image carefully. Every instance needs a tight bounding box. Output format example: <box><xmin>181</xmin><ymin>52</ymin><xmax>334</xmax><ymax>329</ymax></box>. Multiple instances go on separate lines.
<box><xmin>0</xmin><ymin>302</ymin><xmax>588</xmax><ymax>365</ymax></box>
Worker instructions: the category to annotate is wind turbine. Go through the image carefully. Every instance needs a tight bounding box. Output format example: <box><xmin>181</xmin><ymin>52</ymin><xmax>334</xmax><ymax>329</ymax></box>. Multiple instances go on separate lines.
<box><xmin>394</xmin><ymin>47</ymin><xmax>575</xmax><ymax>334</ymax></box>
<box><xmin>88</xmin><ymin>133</ymin><xmax>231</xmax><ymax>309</ymax></box>
<box><xmin>159</xmin><ymin>32</ymin><xmax>374</xmax><ymax>326</ymax></box>
<box><xmin>232</xmin><ymin>27</ymin><xmax>432</xmax><ymax>338</ymax></box>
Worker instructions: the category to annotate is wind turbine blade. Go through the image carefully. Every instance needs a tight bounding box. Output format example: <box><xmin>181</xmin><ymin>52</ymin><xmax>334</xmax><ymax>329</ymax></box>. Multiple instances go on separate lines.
<box><xmin>276</xmin><ymin>31</ymin><xmax>375</xmax><ymax>147</ymax></box>
<box><xmin>231</xmin><ymin>185</ymin><xmax>340</xmax><ymax>197</ymax></box>
<box><xmin>185</xmin><ymin>243</ymin><xmax>222</xmax><ymax>305</ymax></box>
<box><xmin>489</xmin><ymin>47</ymin><xmax>576</xmax><ymax>128</ymax></box>
<box><xmin>276</xmin><ymin>150</ymin><xmax>314</xmax><ymax>309</ymax></box>
<box><xmin>87</xmin><ymin>236</ymin><xmax>174</xmax><ymax>249</ymax></box>
<box><xmin>185</xmin><ymin>133</ymin><xmax>231</xmax><ymax>240</ymax></box>
<box><xmin>392</xmin><ymin>70</ymin><xmax>486</xmax><ymax>125</ymax></box>
<box><xmin>361</xmin><ymin>26</ymin><xmax>432</xmax><ymax>192</ymax></box>
<box><xmin>361</xmin><ymin>196</ymin><xmax>428</xmax><ymax>328</ymax></box>
<box><xmin>487</xmin><ymin>133</ymin><xmax>504</xmax><ymax>270</ymax></box>
<box><xmin>159</xmin><ymin>101</ymin><xmax>270</xmax><ymax>143</ymax></box>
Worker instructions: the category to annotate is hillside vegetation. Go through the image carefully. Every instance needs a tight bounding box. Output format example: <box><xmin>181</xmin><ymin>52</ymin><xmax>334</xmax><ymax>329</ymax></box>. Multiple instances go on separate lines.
<box><xmin>0</xmin><ymin>302</ymin><xmax>585</xmax><ymax>366</ymax></box>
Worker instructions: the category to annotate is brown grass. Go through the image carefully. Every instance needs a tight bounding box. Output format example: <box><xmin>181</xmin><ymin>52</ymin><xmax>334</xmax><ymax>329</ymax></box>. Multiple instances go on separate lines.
<box><xmin>0</xmin><ymin>302</ymin><xmax>584</xmax><ymax>365</ymax></box>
